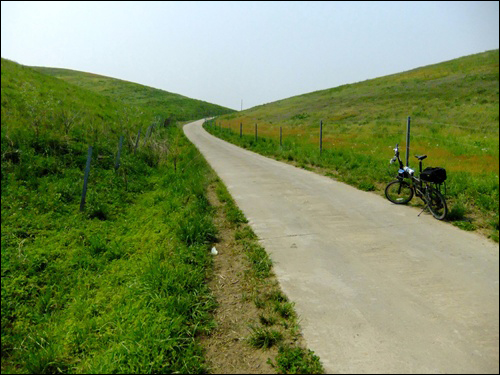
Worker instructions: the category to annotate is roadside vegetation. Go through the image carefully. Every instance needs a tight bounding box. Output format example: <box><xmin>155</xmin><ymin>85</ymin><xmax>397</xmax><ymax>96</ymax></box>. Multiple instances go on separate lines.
<box><xmin>205</xmin><ymin>49</ymin><xmax>499</xmax><ymax>242</ymax></box>
<box><xmin>1</xmin><ymin>57</ymin><xmax>221</xmax><ymax>373</ymax></box>
<box><xmin>1</xmin><ymin>57</ymin><xmax>323</xmax><ymax>373</ymax></box>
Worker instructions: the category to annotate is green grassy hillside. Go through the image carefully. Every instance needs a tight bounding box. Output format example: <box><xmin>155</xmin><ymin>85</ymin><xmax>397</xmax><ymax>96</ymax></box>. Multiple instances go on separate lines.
<box><xmin>31</xmin><ymin>66</ymin><xmax>234</xmax><ymax>122</ymax></box>
<box><xmin>229</xmin><ymin>49</ymin><xmax>498</xmax><ymax>132</ymax></box>
<box><xmin>2</xmin><ymin>58</ymin><xmax>321</xmax><ymax>374</ymax></box>
<box><xmin>1</xmin><ymin>57</ymin><xmax>223</xmax><ymax>373</ymax></box>
<box><xmin>208</xmin><ymin>49</ymin><xmax>499</xmax><ymax>240</ymax></box>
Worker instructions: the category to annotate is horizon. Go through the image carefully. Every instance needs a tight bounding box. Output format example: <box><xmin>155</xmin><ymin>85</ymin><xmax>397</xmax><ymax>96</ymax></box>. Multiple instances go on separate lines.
<box><xmin>2</xmin><ymin>1</ymin><xmax>498</xmax><ymax>110</ymax></box>
<box><xmin>4</xmin><ymin>47</ymin><xmax>495</xmax><ymax>112</ymax></box>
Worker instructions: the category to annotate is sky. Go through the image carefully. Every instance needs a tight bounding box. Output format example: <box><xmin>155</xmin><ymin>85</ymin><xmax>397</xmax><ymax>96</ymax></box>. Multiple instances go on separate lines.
<box><xmin>1</xmin><ymin>1</ymin><xmax>499</xmax><ymax>110</ymax></box>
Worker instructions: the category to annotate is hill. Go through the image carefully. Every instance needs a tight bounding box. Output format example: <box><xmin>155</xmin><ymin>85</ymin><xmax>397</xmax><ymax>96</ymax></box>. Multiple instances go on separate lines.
<box><xmin>1</xmin><ymin>56</ymin><xmax>222</xmax><ymax>373</ymax></box>
<box><xmin>207</xmin><ymin>49</ymin><xmax>499</xmax><ymax>240</ymax></box>
<box><xmin>1</xmin><ymin>58</ymin><xmax>321</xmax><ymax>373</ymax></box>
<box><xmin>31</xmin><ymin>66</ymin><xmax>234</xmax><ymax>121</ymax></box>
<box><xmin>231</xmin><ymin>49</ymin><xmax>498</xmax><ymax>132</ymax></box>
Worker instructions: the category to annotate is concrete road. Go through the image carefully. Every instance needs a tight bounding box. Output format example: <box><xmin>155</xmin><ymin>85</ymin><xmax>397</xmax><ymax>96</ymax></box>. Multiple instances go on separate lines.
<box><xmin>184</xmin><ymin>120</ymin><xmax>499</xmax><ymax>374</ymax></box>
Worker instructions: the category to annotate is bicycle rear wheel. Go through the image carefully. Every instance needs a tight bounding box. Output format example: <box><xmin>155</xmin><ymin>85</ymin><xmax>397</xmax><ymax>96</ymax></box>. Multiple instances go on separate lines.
<box><xmin>385</xmin><ymin>180</ymin><xmax>414</xmax><ymax>204</ymax></box>
<box><xmin>427</xmin><ymin>186</ymin><xmax>448</xmax><ymax>220</ymax></box>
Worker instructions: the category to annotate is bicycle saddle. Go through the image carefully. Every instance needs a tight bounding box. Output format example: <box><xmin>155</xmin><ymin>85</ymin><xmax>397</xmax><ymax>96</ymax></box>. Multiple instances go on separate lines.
<box><xmin>415</xmin><ymin>155</ymin><xmax>427</xmax><ymax>160</ymax></box>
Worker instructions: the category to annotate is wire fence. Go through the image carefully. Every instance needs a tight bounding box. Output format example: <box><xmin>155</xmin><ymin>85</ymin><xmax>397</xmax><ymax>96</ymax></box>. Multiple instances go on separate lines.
<box><xmin>79</xmin><ymin>119</ymin><xmax>167</xmax><ymax>211</ymax></box>
<box><xmin>207</xmin><ymin>116</ymin><xmax>498</xmax><ymax>155</ymax></box>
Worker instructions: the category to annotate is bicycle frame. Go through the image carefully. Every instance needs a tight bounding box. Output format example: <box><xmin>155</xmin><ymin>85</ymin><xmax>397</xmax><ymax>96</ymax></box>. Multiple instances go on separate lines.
<box><xmin>387</xmin><ymin>144</ymin><xmax>447</xmax><ymax>220</ymax></box>
<box><xmin>390</xmin><ymin>144</ymin><xmax>425</xmax><ymax>192</ymax></box>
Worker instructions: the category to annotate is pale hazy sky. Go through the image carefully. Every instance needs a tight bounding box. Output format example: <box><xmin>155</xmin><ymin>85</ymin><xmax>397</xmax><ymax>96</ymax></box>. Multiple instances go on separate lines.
<box><xmin>2</xmin><ymin>1</ymin><xmax>499</xmax><ymax>110</ymax></box>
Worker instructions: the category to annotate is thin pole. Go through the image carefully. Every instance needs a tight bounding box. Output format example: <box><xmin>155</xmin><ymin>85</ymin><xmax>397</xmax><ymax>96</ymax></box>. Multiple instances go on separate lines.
<box><xmin>134</xmin><ymin>129</ymin><xmax>141</xmax><ymax>154</ymax></box>
<box><xmin>280</xmin><ymin>126</ymin><xmax>282</xmax><ymax>147</ymax></box>
<box><xmin>320</xmin><ymin>120</ymin><xmax>323</xmax><ymax>155</ymax></box>
<box><xmin>80</xmin><ymin>146</ymin><xmax>93</xmax><ymax>211</ymax></box>
<box><xmin>255</xmin><ymin>123</ymin><xmax>257</xmax><ymax>141</ymax></box>
<box><xmin>406</xmin><ymin>116</ymin><xmax>411</xmax><ymax>167</ymax></box>
<box><xmin>115</xmin><ymin>135</ymin><xmax>124</xmax><ymax>170</ymax></box>
<box><xmin>240</xmin><ymin>122</ymin><xmax>242</xmax><ymax>138</ymax></box>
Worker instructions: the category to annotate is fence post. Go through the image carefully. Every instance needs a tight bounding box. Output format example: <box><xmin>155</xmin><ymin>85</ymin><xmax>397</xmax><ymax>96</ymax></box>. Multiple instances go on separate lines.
<box><xmin>115</xmin><ymin>135</ymin><xmax>124</xmax><ymax>170</ymax></box>
<box><xmin>255</xmin><ymin>123</ymin><xmax>258</xmax><ymax>141</ymax></box>
<box><xmin>405</xmin><ymin>116</ymin><xmax>411</xmax><ymax>167</ymax></box>
<box><xmin>240</xmin><ymin>122</ymin><xmax>242</xmax><ymax>138</ymax></box>
<box><xmin>280</xmin><ymin>126</ymin><xmax>282</xmax><ymax>147</ymax></box>
<box><xmin>80</xmin><ymin>146</ymin><xmax>93</xmax><ymax>211</ymax></box>
<box><xmin>320</xmin><ymin>120</ymin><xmax>323</xmax><ymax>155</ymax></box>
<box><xmin>134</xmin><ymin>129</ymin><xmax>141</xmax><ymax>154</ymax></box>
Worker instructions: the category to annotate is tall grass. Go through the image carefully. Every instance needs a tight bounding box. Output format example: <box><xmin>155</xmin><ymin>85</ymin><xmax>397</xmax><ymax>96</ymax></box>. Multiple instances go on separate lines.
<box><xmin>1</xmin><ymin>58</ymin><xmax>228</xmax><ymax>373</ymax></box>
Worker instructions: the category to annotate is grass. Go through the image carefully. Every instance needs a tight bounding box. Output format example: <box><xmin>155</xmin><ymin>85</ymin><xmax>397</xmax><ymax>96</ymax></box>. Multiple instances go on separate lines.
<box><xmin>215</xmin><ymin>183</ymin><xmax>249</xmax><ymax>226</ymax></box>
<box><xmin>2</xmin><ymin>127</ymin><xmax>220</xmax><ymax>373</ymax></box>
<box><xmin>1</xmin><ymin>57</ymin><xmax>232</xmax><ymax>373</ymax></box>
<box><xmin>248</xmin><ymin>326</ymin><xmax>284</xmax><ymax>349</ymax></box>
<box><xmin>205</xmin><ymin>49</ymin><xmax>499</xmax><ymax>241</ymax></box>
<box><xmin>269</xmin><ymin>345</ymin><xmax>323</xmax><ymax>374</ymax></box>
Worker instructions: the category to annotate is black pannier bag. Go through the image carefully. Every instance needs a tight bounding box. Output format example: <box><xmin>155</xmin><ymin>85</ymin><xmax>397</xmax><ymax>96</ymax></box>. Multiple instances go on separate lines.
<box><xmin>421</xmin><ymin>167</ymin><xmax>447</xmax><ymax>184</ymax></box>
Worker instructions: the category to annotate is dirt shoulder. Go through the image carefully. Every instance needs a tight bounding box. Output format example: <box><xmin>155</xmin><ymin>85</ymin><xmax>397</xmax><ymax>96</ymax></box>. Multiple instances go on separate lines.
<box><xmin>200</xmin><ymin>183</ymin><xmax>276</xmax><ymax>374</ymax></box>
<box><xmin>200</xmin><ymin>181</ymin><xmax>323</xmax><ymax>374</ymax></box>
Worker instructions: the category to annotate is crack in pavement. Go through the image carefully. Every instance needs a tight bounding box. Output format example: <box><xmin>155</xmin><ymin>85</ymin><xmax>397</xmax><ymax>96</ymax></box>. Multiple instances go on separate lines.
<box><xmin>258</xmin><ymin>233</ymin><xmax>318</xmax><ymax>241</ymax></box>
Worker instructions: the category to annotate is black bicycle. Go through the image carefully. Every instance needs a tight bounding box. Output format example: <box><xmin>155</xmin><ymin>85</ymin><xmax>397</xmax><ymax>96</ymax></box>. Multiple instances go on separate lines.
<box><xmin>385</xmin><ymin>144</ymin><xmax>448</xmax><ymax>220</ymax></box>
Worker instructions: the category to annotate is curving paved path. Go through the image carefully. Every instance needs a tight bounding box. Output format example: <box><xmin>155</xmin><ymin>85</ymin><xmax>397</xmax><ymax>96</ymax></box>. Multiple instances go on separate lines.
<box><xmin>184</xmin><ymin>119</ymin><xmax>499</xmax><ymax>374</ymax></box>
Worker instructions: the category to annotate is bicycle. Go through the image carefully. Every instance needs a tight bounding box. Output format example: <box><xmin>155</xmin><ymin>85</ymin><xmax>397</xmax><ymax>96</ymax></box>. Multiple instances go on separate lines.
<box><xmin>385</xmin><ymin>144</ymin><xmax>448</xmax><ymax>220</ymax></box>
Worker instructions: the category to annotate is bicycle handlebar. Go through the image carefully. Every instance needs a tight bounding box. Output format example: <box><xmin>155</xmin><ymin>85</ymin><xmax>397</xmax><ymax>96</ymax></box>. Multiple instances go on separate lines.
<box><xmin>390</xmin><ymin>143</ymin><xmax>404</xmax><ymax>169</ymax></box>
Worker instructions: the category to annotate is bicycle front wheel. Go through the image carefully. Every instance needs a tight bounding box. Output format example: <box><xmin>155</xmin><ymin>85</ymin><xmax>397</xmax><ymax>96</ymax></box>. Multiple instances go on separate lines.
<box><xmin>427</xmin><ymin>187</ymin><xmax>448</xmax><ymax>220</ymax></box>
<box><xmin>385</xmin><ymin>180</ymin><xmax>414</xmax><ymax>204</ymax></box>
